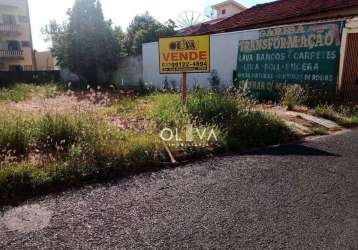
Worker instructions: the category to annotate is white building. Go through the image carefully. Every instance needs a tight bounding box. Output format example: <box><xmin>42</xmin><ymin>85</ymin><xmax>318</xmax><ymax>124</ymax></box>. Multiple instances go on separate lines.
<box><xmin>211</xmin><ymin>0</ymin><xmax>246</xmax><ymax>19</ymax></box>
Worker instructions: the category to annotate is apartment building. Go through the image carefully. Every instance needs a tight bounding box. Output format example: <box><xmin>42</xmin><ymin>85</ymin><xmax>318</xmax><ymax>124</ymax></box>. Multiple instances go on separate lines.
<box><xmin>0</xmin><ymin>0</ymin><xmax>34</xmax><ymax>71</ymax></box>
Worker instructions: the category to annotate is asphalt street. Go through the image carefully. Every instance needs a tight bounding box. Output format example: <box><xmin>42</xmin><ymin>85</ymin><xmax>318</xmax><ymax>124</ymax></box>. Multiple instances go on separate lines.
<box><xmin>1</xmin><ymin>129</ymin><xmax>358</xmax><ymax>249</ymax></box>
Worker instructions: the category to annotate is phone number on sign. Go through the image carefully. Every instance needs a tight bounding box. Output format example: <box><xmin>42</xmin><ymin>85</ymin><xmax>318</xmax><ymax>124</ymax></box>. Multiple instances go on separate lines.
<box><xmin>162</xmin><ymin>61</ymin><xmax>208</xmax><ymax>68</ymax></box>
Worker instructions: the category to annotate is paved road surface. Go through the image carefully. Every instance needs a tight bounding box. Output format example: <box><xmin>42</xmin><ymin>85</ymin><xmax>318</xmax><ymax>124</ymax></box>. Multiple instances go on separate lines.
<box><xmin>1</xmin><ymin>130</ymin><xmax>358</xmax><ymax>249</ymax></box>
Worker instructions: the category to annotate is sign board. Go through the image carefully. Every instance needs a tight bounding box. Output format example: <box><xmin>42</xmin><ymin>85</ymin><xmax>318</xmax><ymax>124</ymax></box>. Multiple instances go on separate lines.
<box><xmin>236</xmin><ymin>21</ymin><xmax>345</xmax><ymax>91</ymax></box>
<box><xmin>159</xmin><ymin>35</ymin><xmax>210</xmax><ymax>74</ymax></box>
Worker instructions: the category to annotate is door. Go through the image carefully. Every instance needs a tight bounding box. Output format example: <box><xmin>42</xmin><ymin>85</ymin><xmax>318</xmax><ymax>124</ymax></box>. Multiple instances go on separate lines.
<box><xmin>341</xmin><ymin>33</ymin><xmax>358</xmax><ymax>102</ymax></box>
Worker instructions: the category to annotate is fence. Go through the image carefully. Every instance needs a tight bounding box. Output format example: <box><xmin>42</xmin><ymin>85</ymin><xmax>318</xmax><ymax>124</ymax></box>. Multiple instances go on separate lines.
<box><xmin>0</xmin><ymin>71</ymin><xmax>61</xmax><ymax>86</ymax></box>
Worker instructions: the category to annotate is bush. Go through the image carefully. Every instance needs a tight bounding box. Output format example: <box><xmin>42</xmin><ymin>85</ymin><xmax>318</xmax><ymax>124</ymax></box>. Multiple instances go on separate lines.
<box><xmin>225</xmin><ymin>111</ymin><xmax>292</xmax><ymax>151</ymax></box>
<box><xmin>281</xmin><ymin>84</ymin><xmax>307</xmax><ymax>110</ymax></box>
<box><xmin>36</xmin><ymin>114</ymin><xmax>96</xmax><ymax>152</ymax></box>
<box><xmin>187</xmin><ymin>89</ymin><xmax>239</xmax><ymax>126</ymax></box>
<box><xmin>149</xmin><ymin>93</ymin><xmax>182</xmax><ymax>128</ymax></box>
<box><xmin>0</xmin><ymin>118</ymin><xmax>34</xmax><ymax>156</ymax></box>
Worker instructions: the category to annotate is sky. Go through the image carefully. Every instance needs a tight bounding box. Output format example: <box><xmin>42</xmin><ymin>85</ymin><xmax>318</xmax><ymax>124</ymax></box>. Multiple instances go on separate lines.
<box><xmin>28</xmin><ymin>0</ymin><xmax>272</xmax><ymax>51</ymax></box>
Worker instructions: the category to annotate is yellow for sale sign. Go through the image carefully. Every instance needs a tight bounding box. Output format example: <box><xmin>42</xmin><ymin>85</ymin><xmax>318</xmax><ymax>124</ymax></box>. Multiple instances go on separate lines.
<box><xmin>159</xmin><ymin>35</ymin><xmax>210</xmax><ymax>74</ymax></box>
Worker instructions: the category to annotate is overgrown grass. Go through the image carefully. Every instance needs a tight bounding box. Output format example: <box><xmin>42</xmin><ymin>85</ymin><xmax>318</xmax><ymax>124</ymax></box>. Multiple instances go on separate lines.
<box><xmin>314</xmin><ymin>105</ymin><xmax>358</xmax><ymax>128</ymax></box>
<box><xmin>0</xmin><ymin>84</ymin><xmax>34</xmax><ymax>102</ymax></box>
<box><xmin>0</xmin><ymin>118</ymin><xmax>34</xmax><ymax>156</ymax></box>
<box><xmin>225</xmin><ymin>111</ymin><xmax>293</xmax><ymax>151</ymax></box>
<box><xmin>36</xmin><ymin>114</ymin><xmax>93</xmax><ymax>152</ymax></box>
<box><xmin>310</xmin><ymin>127</ymin><xmax>329</xmax><ymax>135</ymax></box>
<box><xmin>0</xmin><ymin>86</ymin><xmax>296</xmax><ymax>205</ymax></box>
<box><xmin>187</xmin><ymin>89</ymin><xmax>239</xmax><ymax>126</ymax></box>
<box><xmin>0</xmin><ymin>83</ymin><xmax>63</xmax><ymax>103</ymax></box>
<box><xmin>148</xmin><ymin>93</ymin><xmax>182</xmax><ymax>128</ymax></box>
<box><xmin>111</xmin><ymin>98</ymin><xmax>138</xmax><ymax>114</ymax></box>
<box><xmin>281</xmin><ymin>84</ymin><xmax>307</xmax><ymax>111</ymax></box>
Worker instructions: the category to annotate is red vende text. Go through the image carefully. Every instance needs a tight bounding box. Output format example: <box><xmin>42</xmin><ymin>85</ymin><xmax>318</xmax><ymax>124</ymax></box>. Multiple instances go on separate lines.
<box><xmin>162</xmin><ymin>51</ymin><xmax>208</xmax><ymax>61</ymax></box>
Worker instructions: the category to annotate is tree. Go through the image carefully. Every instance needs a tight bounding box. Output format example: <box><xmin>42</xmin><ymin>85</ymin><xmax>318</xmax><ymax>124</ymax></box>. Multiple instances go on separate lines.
<box><xmin>113</xmin><ymin>26</ymin><xmax>127</xmax><ymax>57</ymax></box>
<box><xmin>125</xmin><ymin>12</ymin><xmax>176</xmax><ymax>55</ymax></box>
<box><xmin>43</xmin><ymin>0</ymin><xmax>121</xmax><ymax>85</ymax></box>
<box><xmin>42</xmin><ymin>20</ymin><xmax>69</xmax><ymax>69</ymax></box>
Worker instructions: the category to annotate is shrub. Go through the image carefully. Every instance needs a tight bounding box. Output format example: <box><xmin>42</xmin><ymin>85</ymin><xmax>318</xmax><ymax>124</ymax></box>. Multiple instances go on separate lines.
<box><xmin>35</xmin><ymin>114</ymin><xmax>96</xmax><ymax>152</ymax></box>
<box><xmin>0</xmin><ymin>118</ymin><xmax>34</xmax><ymax>156</ymax></box>
<box><xmin>187</xmin><ymin>89</ymin><xmax>239</xmax><ymax>126</ymax></box>
<box><xmin>225</xmin><ymin>111</ymin><xmax>293</xmax><ymax>151</ymax></box>
<box><xmin>149</xmin><ymin>93</ymin><xmax>182</xmax><ymax>128</ymax></box>
<box><xmin>281</xmin><ymin>84</ymin><xmax>306</xmax><ymax>110</ymax></box>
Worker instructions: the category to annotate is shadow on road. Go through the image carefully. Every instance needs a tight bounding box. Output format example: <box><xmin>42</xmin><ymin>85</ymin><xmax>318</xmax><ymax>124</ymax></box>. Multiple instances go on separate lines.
<box><xmin>244</xmin><ymin>144</ymin><xmax>340</xmax><ymax>157</ymax></box>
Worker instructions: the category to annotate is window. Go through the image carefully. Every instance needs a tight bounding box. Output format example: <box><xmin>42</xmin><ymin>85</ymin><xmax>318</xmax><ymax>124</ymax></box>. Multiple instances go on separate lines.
<box><xmin>22</xmin><ymin>41</ymin><xmax>31</xmax><ymax>47</ymax></box>
<box><xmin>2</xmin><ymin>14</ymin><xmax>16</xmax><ymax>25</ymax></box>
<box><xmin>9</xmin><ymin>65</ymin><xmax>23</xmax><ymax>72</ymax></box>
<box><xmin>7</xmin><ymin>41</ymin><xmax>21</xmax><ymax>51</ymax></box>
<box><xmin>0</xmin><ymin>41</ymin><xmax>7</xmax><ymax>50</ymax></box>
<box><xmin>19</xmin><ymin>16</ymin><xmax>28</xmax><ymax>23</ymax></box>
<box><xmin>222</xmin><ymin>9</ymin><xmax>226</xmax><ymax>15</ymax></box>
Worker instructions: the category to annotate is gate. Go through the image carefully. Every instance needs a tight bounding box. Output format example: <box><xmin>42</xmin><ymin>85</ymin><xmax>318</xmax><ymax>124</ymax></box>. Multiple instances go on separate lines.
<box><xmin>340</xmin><ymin>33</ymin><xmax>358</xmax><ymax>102</ymax></box>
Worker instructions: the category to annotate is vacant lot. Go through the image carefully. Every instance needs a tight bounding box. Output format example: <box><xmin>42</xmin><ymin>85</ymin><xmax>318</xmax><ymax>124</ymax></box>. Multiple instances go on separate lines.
<box><xmin>0</xmin><ymin>83</ymin><xmax>296</xmax><ymax>204</ymax></box>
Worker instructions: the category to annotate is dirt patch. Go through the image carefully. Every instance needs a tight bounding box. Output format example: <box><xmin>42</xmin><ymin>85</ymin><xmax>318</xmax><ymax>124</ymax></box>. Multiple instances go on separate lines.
<box><xmin>1</xmin><ymin>204</ymin><xmax>53</xmax><ymax>233</ymax></box>
<box><xmin>9</xmin><ymin>94</ymin><xmax>101</xmax><ymax>115</ymax></box>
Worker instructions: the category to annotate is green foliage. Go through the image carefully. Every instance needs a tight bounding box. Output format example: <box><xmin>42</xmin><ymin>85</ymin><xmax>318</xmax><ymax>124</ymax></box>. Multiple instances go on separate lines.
<box><xmin>111</xmin><ymin>98</ymin><xmax>138</xmax><ymax>114</ymax></box>
<box><xmin>113</xmin><ymin>26</ymin><xmax>128</xmax><ymax>58</ymax></box>
<box><xmin>0</xmin><ymin>83</ymin><xmax>62</xmax><ymax>102</ymax></box>
<box><xmin>310</xmin><ymin>127</ymin><xmax>329</xmax><ymax>135</ymax></box>
<box><xmin>36</xmin><ymin>114</ymin><xmax>95</xmax><ymax>152</ymax></box>
<box><xmin>281</xmin><ymin>84</ymin><xmax>307</xmax><ymax>110</ymax></box>
<box><xmin>314</xmin><ymin>105</ymin><xmax>358</xmax><ymax>127</ymax></box>
<box><xmin>0</xmin><ymin>89</ymin><xmax>295</xmax><ymax>205</ymax></box>
<box><xmin>0</xmin><ymin>163</ymin><xmax>51</xmax><ymax>201</ymax></box>
<box><xmin>149</xmin><ymin>93</ymin><xmax>182</xmax><ymax>128</ymax></box>
<box><xmin>225</xmin><ymin>111</ymin><xmax>292</xmax><ymax>151</ymax></box>
<box><xmin>0</xmin><ymin>118</ymin><xmax>34</xmax><ymax>156</ymax></box>
<box><xmin>43</xmin><ymin>0</ymin><xmax>121</xmax><ymax>85</ymax></box>
<box><xmin>0</xmin><ymin>84</ymin><xmax>33</xmax><ymax>102</ymax></box>
<box><xmin>41</xmin><ymin>20</ymin><xmax>69</xmax><ymax>69</ymax></box>
<box><xmin>187</xmin><ymin>89</ymin><xmax>239</xmax><ymax>126</ymax></box>
<box><xmin>126</xmin><ymin>13</ymin><xmax>176</xmax><ymax>55</ymax></box>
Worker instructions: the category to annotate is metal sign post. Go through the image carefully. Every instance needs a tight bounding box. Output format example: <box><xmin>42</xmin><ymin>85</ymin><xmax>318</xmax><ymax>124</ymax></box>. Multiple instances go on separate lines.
<box><xmin>182</xmin><ymin>72</ymin><xmax>187</xmax><ymax>104</ymax></box>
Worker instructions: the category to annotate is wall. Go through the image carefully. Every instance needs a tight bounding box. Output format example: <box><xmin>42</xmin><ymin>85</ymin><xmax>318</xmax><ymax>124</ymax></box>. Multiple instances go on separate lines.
<box><xmin>143</xmin><ymin>29</ymin><xmax>258</xmax><ymax>89</ymax></box>
<box><xmin>35</xmin><ymin>51</ymin><xmax>56</xmax><ymax>71</ymax></box>
<box><xmin>143</xmin><ymin>19</ymin><xmax>348</xmax><ymax>91</ymax></box>
<box><xmin>113</xmin><ymin>55</ymin><xmax>143</xmax><ymax>86</ymax></box>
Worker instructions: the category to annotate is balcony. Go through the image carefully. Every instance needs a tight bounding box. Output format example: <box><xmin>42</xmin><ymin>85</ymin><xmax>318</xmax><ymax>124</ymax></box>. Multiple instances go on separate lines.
<box><xmin>0</xmin><ymin>0</ymin><xmax>20</xmax><ymax>8</ymax></box>
<box><xmin>0</xmin><ymin>24</ymin><xmax>21</xmax><ymax>34</ymax></box>
<box><xmin>0</xmin><ymin>50</ymin><xmax>24</xmax><ymax>59</ymax></box>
